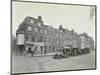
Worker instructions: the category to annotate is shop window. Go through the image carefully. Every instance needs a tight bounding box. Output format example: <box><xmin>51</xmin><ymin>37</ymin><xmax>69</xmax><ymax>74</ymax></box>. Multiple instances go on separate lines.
<box><xmin>40</xmin><ymin>46</ymin><xmax>43</xmax><ymax>54</ymax></box>
<box><xmin>44</xmin><ymin>46</ymin><xmax>47</xmax><ymax>54</ymax></box>
<box><xmin>32</xmin><ymin>36</ymin><xmax>35</xmax><ymax>42</ymax></box>
<box><xmin>46</xmin><ymin>38</ymin><xmax>49</xmax><ymax>42</ymax></box>
<box><xmin>44</xmin><ymin>37</ymin><xmax>46</xmax><ymax>42</ymax></box>
<box><xmin>56</xmin><ymin>39</ymin><xmax>59</xmax><ymax>44</ymax></box>
<box><xmin>40</xmin><ymin>37</ymin><xmax>43</xmax><ymax>42</ymax></box>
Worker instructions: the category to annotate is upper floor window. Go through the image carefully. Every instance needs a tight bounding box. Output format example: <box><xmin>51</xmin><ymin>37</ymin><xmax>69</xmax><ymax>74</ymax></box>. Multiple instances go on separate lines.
<box><xmin>44</xmin><ymin>30</ymin><xmax>47</xmax><ymax>34</ymax></box>
<box><xmin>44</xmin><ymin>37</ymin><xmax>46</xmax><ymax>42</ymax></box>
<box><xmin>30</xmin><ymin>19</ymin><xmax>34</xmax><ymax>23</ymax></box>
<box><xmin>56</xmin><ymin>39</ymin><xmax>59</xmax><ymax>44</ymax></box>
<box><xmin>56</xmin><ymin>33</ymin><xmax>59</xmax><ymax>37</ymax></box>
<box><xmin>28</xmin><ymin>26</ymin><xmax>32</xmax><ymax>31</ymax></box>
<box><xmin>66</xmin><ymin>40</ymin><xmax>68</xmax><ymax>44</ymax></box>
<box><xmin>38</xmin><ymin>21</ymin><xmax>42</xmax><ymax>26</ymax></box>
<box><xmin>48</xmin><ymin>38</ymin><xmax>50</xmax><ymax>42</ymax></box>
<box><xmin>40</xmin><ymin>37</ymin><xmax>43</xmax><ymax>42</ymax></box>
<box><xmin>28</xmin><ymin>35</ymin><xmax>32</xmax><ymax>41</ymax></box>
<box><xmin>40</xmin><ymin>29</ymin><xmax>43</xmax><ymax>33</ymax></box>
<box><xmin>59</xmin><ymin>35</ymin><xmax>62</xmax><ymax>38</ymax></box>
<box><xmin>34</xmin><ymin>27</ymin><xmax>38</xmax><ymax>32</ymax></box>
<box><xmin>80</xmin><ymin>36</ymin><xmax>85</xmax><ymax>41</ymax></box>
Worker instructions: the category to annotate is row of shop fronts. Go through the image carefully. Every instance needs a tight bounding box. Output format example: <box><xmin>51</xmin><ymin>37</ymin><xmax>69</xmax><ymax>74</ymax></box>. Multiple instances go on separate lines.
<box><xmin>25</xmin><ymin>41</ymin><xmax>63</xmax><ymax>55</ymax></box>
<box><xmin>17</xmin><ymin>41</ymin><xmax>63</xmax><ymax>55</ymax></box>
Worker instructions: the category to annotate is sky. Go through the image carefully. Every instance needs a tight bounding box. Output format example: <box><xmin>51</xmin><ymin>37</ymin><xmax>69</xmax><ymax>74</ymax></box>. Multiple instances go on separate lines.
<box><xmin>12</xmin><ymin>1</ymin><xmax>95</xmax><ymax>43</ymax></box>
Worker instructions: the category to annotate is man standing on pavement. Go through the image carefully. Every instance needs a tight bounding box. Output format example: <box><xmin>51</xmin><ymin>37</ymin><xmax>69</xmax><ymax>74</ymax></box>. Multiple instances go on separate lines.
<box><xmin>24</xmin><ymin>45</ymin><xmax>29</xmax><ymax>56</ymax></box>
<box><xmin>31</xmin><ymin>44</ymin><xmax>35</xmax><ymax>56</ymax></box>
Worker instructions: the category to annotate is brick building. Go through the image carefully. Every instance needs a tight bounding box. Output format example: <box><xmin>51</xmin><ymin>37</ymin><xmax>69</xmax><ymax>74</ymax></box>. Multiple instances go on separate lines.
<box><xmin>80</xmin><ymin>32</ymin><xmax>94</xmax><ymax>50</ymax></box>
<box><xmin>16</xmin><ymin>16</ymin><xmax>94</xmax><ymax>55</ymax></box>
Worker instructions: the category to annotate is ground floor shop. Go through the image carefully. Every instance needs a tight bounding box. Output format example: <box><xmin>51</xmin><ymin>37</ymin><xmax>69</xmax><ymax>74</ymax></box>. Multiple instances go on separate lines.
<box><xmin>17</xmin><ymin>41</ymin><xmax>64</xmax><ymax>56</ymax></box>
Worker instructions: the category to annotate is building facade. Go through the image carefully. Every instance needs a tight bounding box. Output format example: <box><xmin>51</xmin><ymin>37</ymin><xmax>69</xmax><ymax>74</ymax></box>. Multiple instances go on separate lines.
<box><xmin>16</xmin><ymin>16</ymin><xmax>94</xmax><ymax>55</ymax></box>
<box><xmin>80</xmin><ymin>32</ymin><xmax>94</xmax><ymax>50</ymax></box>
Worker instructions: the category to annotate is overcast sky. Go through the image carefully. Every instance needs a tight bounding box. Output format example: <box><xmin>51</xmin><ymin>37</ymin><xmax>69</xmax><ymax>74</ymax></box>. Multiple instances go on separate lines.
<box><xmin>12</xmin><ymin>1</ymin><xmax>95</xmax><ymax>43</ymax></box>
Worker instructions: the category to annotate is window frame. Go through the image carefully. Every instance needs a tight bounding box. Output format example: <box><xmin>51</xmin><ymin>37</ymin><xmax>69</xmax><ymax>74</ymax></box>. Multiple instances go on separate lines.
<box><xmin>27</xmin><ymin>25</ymin><xmax>32</xmax><ymax>31</ymax></box>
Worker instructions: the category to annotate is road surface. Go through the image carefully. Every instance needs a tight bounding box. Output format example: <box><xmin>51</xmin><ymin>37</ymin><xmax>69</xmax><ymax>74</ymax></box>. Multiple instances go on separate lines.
<box><xmin>12</xmin><ymin>50</ymin><xmax>96</xmax><ymax>74</ymax></box>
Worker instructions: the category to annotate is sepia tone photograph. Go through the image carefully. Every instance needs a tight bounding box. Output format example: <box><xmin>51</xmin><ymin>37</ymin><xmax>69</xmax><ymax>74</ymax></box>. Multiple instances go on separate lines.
<box><xmin>11</xmin><ymin>0</ymin><xmax>96</xmax><ymax>74</ymax></box>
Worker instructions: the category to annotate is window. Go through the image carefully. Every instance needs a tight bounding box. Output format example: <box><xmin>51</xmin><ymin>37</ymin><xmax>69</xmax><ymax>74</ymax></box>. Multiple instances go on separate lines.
<box><xmin>44</xmin><ymin>37</ymin><xmax>46</xmax><ymax>42</ymax></box>
<box><xmin>57</xmin><ymin>40</ymin><xmax>59</xmax><ymax>44</ymax></box>
<box><xmin>49</xmin><ymin>38</ymin><xmax>51</xmax><ymax>42</ymax></box>
<box><xmin>34</xmin><ymin>27</ymin><xmax>38</xmax><ymax>32</ymax></box>
<box><xmin>38</xmin><ymin>22</ymin><xmax>42</xmax><ymax>25</ymax></box>
<box><xmin>28</xmin><ymin>26</ymin><xmax>32</xmax><ymax>31</ymax></box>
<box><xmin>60</xmin><ymin>35</ymin><xmax>62</xmax><ymax>38</ymax></box>
<box><xmin>40</xmin><ymin>37</ymin><xmax>43</xmax><ymax>42</ymax></box>
<box><xmin>40</xmin><ymin>29</ymin><xmax>43</xmax><ymax>33</ymax></box>
<box><xmin>28</xmin><ymin>35</ymin><xmax>32</xmax><ymax>41</ymax></box>
<box><xmin>34</xmin><ymin>38</ymin><xmax>38</xmax><ymax>42</ymax></box>
<box><xmin>32</xmin><ymin>36</ymin><xmax>35</xmax><ymax>42</ymax></box>
<box><xmin>30</xmin><ymin>19</ymin><xmax>34</xmax><ymax>23</ymax></box>
<box><xmin>46</xmin><ymin>38</ymin><xmax>49</xmax><ymax>42</ymax></box>
<box><xmin>44</xmin><ymin>30</ymin><xmax>47</xmax><ymax>34</ymax></box>
<box><xmin>38</xmin><ymin>37</ymin><xmax>43</xmax><ymax>42</ymax></box>
<box><xmin>56</xmin><ymin>33</ymin><xmax>59</xmax><ymax>36</ymax></box>
<box><xmin>66</xmin><ymin>40</ymin><xmax>68</xmax><ymax>44</ymax></box>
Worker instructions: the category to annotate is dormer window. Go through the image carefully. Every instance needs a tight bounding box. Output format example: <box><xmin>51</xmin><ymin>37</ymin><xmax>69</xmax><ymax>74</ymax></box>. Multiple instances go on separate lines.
<box><xmin>38</xmin><ymin>21</ymin><xmax>42</xmax><ymax>26</ymax></box>
<box><xmin>30</xmin><ymin>19</ymin><xmax>34</xmax><ymax>23</ymax></box>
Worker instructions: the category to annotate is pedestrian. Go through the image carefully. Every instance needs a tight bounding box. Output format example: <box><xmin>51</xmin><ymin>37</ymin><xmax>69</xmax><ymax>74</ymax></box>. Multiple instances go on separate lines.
<box><xmin>24</xmin><ymin>45</ymin><xmax>29</xmax><ymax>56</ymax></box>
<box><xmin>31</xmin><ymin>45</ymin><xmax>35</xmax><ymax>56</ymax></box>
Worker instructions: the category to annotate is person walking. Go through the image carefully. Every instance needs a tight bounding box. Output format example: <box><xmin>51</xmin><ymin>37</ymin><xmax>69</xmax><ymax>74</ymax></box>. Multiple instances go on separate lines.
<box><xmin>24</xmin><ymin>45</ymin><xmax>29</xmax><ymax>56</ymax></box>
<box><xmin>31</xmin><ymin>45</ymin><xmax>35</xmax><ymax>56</ymax></box>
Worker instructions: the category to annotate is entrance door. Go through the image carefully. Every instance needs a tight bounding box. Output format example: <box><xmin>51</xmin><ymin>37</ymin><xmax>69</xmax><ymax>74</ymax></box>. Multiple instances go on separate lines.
<box><xmin>17</xmin><ymin>45</ymin><xmax>24</xmax><ymax>54</ymax></box>
<box><xmin>28</xmin><ymin>47</ymin><xmax>31</xmax><ymax>53</ymax></box>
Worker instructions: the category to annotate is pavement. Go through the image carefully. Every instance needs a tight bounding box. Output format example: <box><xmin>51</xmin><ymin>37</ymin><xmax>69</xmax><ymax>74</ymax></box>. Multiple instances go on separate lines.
<box><xmin>12</xmin><ymin>50</ymin><xmax>96</xmax><ymax>74</ymax></box>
